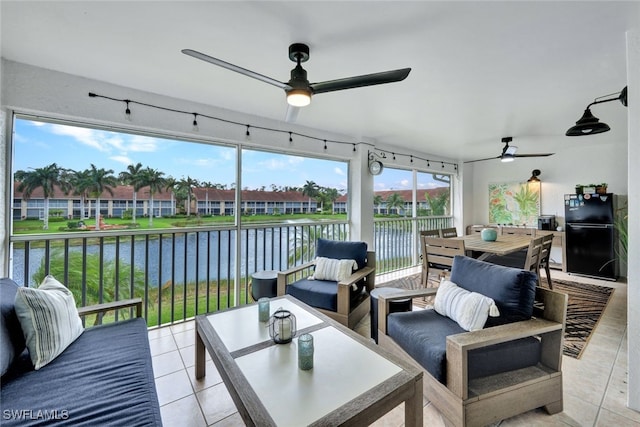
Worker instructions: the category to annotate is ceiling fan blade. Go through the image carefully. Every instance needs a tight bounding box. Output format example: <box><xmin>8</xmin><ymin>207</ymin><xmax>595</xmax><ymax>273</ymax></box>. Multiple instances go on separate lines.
<box><xmin>285</xmin><ymin>105</ymin><xmax>300</xmax><ymax>123</ymax></box>
<box><xmin>464</xmin><ymin>156</ymin><xmax>501</xmax><ymax>164</ymax></box>
<box><xmin>309</xmin><ymin>68</ymin><xmax>411</xmax><ymax>94</ymax></box>
<box><xmin>182</xmin><ymin>49</ymin><xmax>290</xmax><ymax>90</ymax></box>
<box><xmin>514</xmin><ymin>153</ymin><xmax>555</xmax><ymax>158</ymax></box>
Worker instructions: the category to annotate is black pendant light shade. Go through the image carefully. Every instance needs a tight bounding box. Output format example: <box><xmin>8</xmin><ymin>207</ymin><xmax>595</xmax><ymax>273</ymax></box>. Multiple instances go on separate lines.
<box><xmin>566</xmin><ymin>86</ymin><xmax>627</xmax><ymax>137</ymax></box>
<box><xmin>565</xmin><ymin>108</ymin><xmax>611</xmax><ymax>136</ymax></box>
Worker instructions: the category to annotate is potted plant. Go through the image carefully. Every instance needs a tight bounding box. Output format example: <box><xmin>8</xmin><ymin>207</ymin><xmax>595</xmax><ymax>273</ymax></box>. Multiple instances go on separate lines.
<box><xmin>596</xmin><ymin>183</ymin><xmax>608</xmax><ymax>194</ymax></box>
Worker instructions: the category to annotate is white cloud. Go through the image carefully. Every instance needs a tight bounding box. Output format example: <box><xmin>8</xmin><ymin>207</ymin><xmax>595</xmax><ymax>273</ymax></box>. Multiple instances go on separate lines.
<box><xmin>129</xmin><ymin>135</ymin><xmax>160</xmax><ymax>152</ymax></box>
<box><xmin>110</xmin><ymin>155</ymin><xmax>133</xmax><ymax>166</ymax></box>
<box><xmin>400</xmin><ymin>179</ymin><xmax>410</xmax><ymax>188</ymax></box>
<box><xmin>49</xmin><ymin>124</ymin><xmax>106</xmax><ymax>151</ymax></box>
<box><xmin>334</xmin><ymin>167</ymin><xmax>345</xmax><ymax>176</ymax></box>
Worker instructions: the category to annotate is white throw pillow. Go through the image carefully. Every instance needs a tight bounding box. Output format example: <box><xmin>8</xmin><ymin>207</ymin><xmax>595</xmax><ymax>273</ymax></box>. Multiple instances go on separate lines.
<box><xmin>434</xmin><ymin>278</ymin><xmax>499</xmax><ymax>331</ymax></box>
<box><xmin>311</xmin><ymin>257</ymin><xmax>358</xmax><ymax>282</ymax></box>
<box><xmin>14</xmin><ymin>275</ymin><xmax>84</xmax><ymax>370</ymax></box>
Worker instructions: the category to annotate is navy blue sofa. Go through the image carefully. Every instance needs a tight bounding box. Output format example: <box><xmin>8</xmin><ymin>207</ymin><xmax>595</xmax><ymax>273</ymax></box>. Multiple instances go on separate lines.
<box><xmin>1</xmin><ymin>278</ymin><xmax>162</xmax><ymax>426</ymax></box>
<box><xmin>378</xmin><ymin>256</ymin><xmax>567</xmax><ymax>427</ymax></box>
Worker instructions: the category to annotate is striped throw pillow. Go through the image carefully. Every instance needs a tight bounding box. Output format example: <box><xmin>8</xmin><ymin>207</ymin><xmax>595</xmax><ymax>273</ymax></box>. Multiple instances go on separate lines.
<box><xmin>14</xmin><ymin>275</ymin><xmax>84</xmax><ymax>370</ymax></box>
<box><xmin>434</xmin><ymin>278</ymin><xmax>499</xmax><ymax>331</ymax></box>
<box><xmin>312</xmin><ymin>257</ymin><xmax>358</xmax><ymax>282</ymax></box>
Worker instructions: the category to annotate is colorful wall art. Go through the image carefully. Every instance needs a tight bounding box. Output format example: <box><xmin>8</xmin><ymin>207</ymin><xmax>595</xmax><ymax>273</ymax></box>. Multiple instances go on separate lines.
<box><xmin>488</xmin><ymin>181</ymin><xmax>541</xmax><ymax>226</ymax></box>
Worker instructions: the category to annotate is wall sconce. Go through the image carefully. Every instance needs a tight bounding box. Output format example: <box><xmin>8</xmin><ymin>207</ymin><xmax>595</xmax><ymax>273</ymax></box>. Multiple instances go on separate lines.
<box><xmin>566</xmin><ymin>86</ymin><xmax>628</xmax><ymax>136</ymax></box>
<box><xmin>527</xmin><ymin>169</ymin><xmax>541</xmax><ymax>183</ymax></box>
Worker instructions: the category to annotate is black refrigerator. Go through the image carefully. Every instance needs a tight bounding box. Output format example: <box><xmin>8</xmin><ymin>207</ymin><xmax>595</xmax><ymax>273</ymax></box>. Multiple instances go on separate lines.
<box><xmin>564</xmin><ymin>193</ymin><xmax>616</xmax><ymax>280</ymax></box>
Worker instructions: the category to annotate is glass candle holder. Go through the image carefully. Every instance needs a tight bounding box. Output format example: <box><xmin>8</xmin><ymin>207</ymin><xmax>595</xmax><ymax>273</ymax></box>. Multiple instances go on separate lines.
<box><xmin>298</xmin><ymin>333</ymin><xmax>314</xmax><ymax>370</ymax></box>
<box><xmin>258</xmin><ymin>297</ymin><xmax>270</xmax><ymax>323</ymax></box>
<box><xmin>268</xmin><ymin>309</ymin><xmax>296</xmax><ymax>344</ymax></box>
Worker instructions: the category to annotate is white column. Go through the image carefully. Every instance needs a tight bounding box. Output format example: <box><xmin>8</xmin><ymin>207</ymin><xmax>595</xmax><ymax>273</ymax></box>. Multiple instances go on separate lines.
<box><xmin>626</xmin><ymin>29</ymin><xmax>640</xmax><ymax>411</ymax></box>
<box><xmin>349</xmin><ymin>147</ymin><xmax>375</xmax><ymax>248</ymax></box>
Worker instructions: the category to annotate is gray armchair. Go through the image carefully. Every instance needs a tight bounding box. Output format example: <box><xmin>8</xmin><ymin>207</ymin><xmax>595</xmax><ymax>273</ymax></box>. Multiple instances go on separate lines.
<box><xmin>277</xmin><ymin>238</ymin><xmax>375</xmax><ymax>329</ymax></box>
<box><xmin>378</xmin><ymin>256</ymin><xmax>567</xmax><ymax>427</ymax></box>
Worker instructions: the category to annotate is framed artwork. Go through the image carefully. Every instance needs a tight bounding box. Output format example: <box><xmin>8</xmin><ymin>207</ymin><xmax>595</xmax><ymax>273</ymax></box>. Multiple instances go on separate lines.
<box><xmin>488</xmin><ymin>181</ymin><xmax>541</xmax><ymax>226</ymax></box>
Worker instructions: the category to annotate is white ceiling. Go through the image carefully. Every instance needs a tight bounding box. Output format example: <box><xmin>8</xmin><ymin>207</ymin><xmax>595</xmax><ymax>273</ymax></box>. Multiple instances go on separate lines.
<box><xmin>1</xmin><ymin>1</ymin><xmax>637</xmax><ymax>162</ymax></box>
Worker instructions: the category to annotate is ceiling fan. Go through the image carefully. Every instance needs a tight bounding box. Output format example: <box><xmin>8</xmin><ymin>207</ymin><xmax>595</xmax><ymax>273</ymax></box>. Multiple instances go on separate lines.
<box><xmin>182</xmin><ymin>43</ymin><xmax>411</xmax><ymax>118</ymax></box>
<box><xmin>464</xmin><ymin>137</ymin><xmax>555</xmax><ymax>163</ymax></box>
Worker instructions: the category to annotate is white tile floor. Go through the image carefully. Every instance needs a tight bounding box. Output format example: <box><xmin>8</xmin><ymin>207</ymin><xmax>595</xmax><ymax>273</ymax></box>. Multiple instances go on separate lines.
<box><xmin>149</xmin><ymin>269</ymin><xmax>638</xmax><ymax>426</ymax></box>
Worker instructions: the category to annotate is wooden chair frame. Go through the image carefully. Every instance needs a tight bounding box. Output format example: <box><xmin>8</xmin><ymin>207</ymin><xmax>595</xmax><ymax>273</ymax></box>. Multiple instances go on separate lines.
<box><xmin>378</xmin><ymin>286</ymin><xmax>567</xmax><ymax>427</ymax></box>
<box><xmin>439</xmin><ymin>227</ymin><xmax>458</xmax><ymax>238</ymax></box>
<box><xmin>276</xmin><ymin>251</ymin><xmax>376</xmax><ymax>329</ymax></box>
<box><xmin>421</xmin><ymin>237</ymin><xmax>466</xmax><ymax>286</ymax></box>
<box><xmin>420</xmin><ymin>229</ymin><xmax>442</xmax><ymax>286</ymax></box>
<box><xmin>538</xmin><ymin>234</ymin><xmax>555</xmax><ymax>289</ymax></box>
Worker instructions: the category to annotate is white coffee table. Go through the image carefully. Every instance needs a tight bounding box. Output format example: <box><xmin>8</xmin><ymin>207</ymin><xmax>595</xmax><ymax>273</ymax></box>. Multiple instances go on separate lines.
<box><xmin>195</xmin><ymin>295</ymin><xmax>423</xmax><ymax>426</ymax></box>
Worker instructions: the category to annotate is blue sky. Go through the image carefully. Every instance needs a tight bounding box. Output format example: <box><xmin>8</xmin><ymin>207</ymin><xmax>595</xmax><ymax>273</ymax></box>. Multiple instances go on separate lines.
<box><xmin>13</xmin><ymin>118</ymin><xmax>445</xmax><ymax>192</ymax></box>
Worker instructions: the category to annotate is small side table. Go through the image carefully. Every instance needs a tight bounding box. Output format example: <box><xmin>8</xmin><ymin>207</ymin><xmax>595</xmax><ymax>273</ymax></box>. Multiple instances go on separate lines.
<box><xmin>250</xmin><ymin>270</ymin><xmax>278</xmax><ymax>301</ymax></box>
<box><xmin>370</xmin><ymin>287</ymin><xmax>412</xmax><ymax>344</ymax></box>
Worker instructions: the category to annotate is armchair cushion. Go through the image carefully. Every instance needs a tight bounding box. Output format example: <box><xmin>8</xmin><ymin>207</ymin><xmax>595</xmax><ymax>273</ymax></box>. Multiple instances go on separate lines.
<box><xmin>387</xmin><ymin>309</ymin><xmax>541</xmax><ymax>384</ymax></box>
<box><xmin>286</xmin><ymin>278</ymin><xmax>363</xmax><ymax>312</ymax></box>
<box><xmin>449</xmin><ymin>256</ymin><xmax>537</xmax><ymax>327</ymax></box>
<box><xmin>316</xmin><ymin>238</ymin><xmax>367</xmax><ymax>270</ymax></box>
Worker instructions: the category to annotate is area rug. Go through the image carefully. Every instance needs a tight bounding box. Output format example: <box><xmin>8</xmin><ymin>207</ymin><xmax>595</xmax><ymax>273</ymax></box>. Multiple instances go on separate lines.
<box><xmin>378</xmin><ymin>274</ymin><xmax>614</xmax><ymax>359</ymax></box>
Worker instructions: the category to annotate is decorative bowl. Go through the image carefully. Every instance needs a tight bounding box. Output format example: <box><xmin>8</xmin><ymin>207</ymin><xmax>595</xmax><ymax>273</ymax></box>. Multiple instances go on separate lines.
<box><xmin>481</xmin><ymin>228</ymin><xmax>498</xmax><ymax>242</ymax></box>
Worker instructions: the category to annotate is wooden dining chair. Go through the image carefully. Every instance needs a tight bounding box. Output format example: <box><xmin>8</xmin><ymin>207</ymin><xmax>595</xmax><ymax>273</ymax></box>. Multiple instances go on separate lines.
<box><xmin>538</xmin><ymin>234</ymin><xmax>555</xmax><ymax>289</ymax></box>
<box><xmin>422</xmin><ymin>236</ymin><xmax>466</xmax><ymax>285</ymax></box>
<box><xmin>420</xmin><ymin>229</ymin><xmax>442</xmax><ymax>286</ymax></box>
<box><xmin>483</xmin><ymin>236</ymin><xmax>544</xmax><ymax>278</ymax></box>
<box><xmin>439</xmin><ymin>227</ymin><xmax>458</xmax><ymax>238</ymax></box>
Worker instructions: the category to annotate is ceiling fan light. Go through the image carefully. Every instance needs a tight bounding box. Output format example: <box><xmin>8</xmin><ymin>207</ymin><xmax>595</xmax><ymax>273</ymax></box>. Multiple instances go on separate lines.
<box><xmin>566</xmin><ymin>107</ymin><xmax>611</xmax><ymax>136</ymax></box>
<box><xmin>287</xmin><ymin>89</ymin><xmax>311</xmax><ymax>107</ymax></box>
<box><xmin>500</xmin><ymin>154</ymin><xmax>515</xmax><ymax>162</ymax></box>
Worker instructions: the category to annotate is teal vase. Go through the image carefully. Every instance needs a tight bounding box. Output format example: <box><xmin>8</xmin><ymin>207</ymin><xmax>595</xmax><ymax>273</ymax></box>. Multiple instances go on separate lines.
<box><xmin>481</xmin><ymin>228</ymin><xmax>497</xmax><ymax>241</ymax></box>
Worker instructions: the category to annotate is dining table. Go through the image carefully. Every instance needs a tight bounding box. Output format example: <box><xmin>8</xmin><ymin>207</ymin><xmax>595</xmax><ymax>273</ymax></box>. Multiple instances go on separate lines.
<box><xmin>453</xmin><ymin>233</ymin><xmax>533</xmax><ymax>261</ymax></box>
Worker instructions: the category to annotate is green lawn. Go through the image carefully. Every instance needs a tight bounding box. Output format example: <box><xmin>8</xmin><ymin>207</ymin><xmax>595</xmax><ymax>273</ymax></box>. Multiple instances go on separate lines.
<box><xmin>13</xmin><ymin>213</ymin><xmax>348</xmax><ymax>234</ymax></box>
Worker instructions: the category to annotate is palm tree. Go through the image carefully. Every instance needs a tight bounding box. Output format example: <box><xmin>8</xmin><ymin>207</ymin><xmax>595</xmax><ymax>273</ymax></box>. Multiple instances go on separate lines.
<box><xmin>164</xmin><ymin>177</ymin><xmax>177</xmax><ymax>216</ymax></box>
<box><xmin>119</xmin><ymin>162</ymin><xmax>145</xmax><ymax>223</ymax></box>
<box><xmin>373</xmin><ymin>194</ymin><xmax>384</xmax><ymax>215</ymax></box>
<box><xmin>176</xmin><ymin>176</ymin><xmax>199</xmax><ymax>216</ymax></box>
<box><xmin>386</xmin><ymin>192</ymin><xmax>405</xmax><ymax>216</ymax></box>
<box><xmin>142</xmin><ymin>167</ymin><xmax>167</xmax><ymax>226</ymax></box>
<box><xmin>85</xmin><ymin>164</ymin><xmax>117</xmax><ymax>230</ymax></box>
<box><xmin>323</xmin><ymin>187</ymin><xmax>340</xmax><ymax>213</ymax></box>
<box><xmin>302</xmin><ymin>180</ymin><xmax>319</xmax><ymax>213</ymax></box>
<box><xmin>424</xmin><ymin>190</ymin><xmax>450</xmax><ymax>216</ymax></box>
<box><xmin>16</xmin><ymin>163</ymin><xmax>64</xmax><ymax>230</ymax></box>
<box><xmin>62</xmin><ymin>169</ymin><xmax>92</xmax><ymax>220</ymax></box>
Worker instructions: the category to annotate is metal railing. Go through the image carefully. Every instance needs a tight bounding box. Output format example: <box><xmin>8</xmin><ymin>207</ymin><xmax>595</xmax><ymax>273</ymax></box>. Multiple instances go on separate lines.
<box><xmin>374</xmin><ymin>216</ymin><xmax>453</xmax><ymax>274</ymax></box>
<box><xmin>9</xmin><ymin>215</ymin><xmax>451</xmax><ymax>327</ymax></box>
<box><xmin>9</xmin><ymin>220</ymin><xmax>348</xmax><ymax>327</ymax></box>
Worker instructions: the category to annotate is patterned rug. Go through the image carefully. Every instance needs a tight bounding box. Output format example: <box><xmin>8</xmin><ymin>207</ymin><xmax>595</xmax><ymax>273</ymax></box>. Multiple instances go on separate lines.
<box><xmin>379</xmin><ymin>274</ymin><xmax>614</xmax><ymax>359</ymax></box>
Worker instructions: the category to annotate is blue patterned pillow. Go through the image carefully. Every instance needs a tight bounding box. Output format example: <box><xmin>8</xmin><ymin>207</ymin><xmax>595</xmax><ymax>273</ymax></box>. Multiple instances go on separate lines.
<box><xmin>14</xmin><ymin>276</ymin><xmax>84</xmax><ymax>370</ymax></box>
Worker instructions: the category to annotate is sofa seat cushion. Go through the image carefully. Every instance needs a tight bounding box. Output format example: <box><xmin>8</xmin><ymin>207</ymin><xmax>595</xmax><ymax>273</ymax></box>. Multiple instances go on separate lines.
<box><xmin>388</xmin><ymin>309</ymin><xmax>542</xmax><ymax>384</ymax></box>
<box><xmin>449</xmin><ymin>256</ymin><xmax>537</xmax><ymax>327</ymax></box>
<box><xmin>1</xmin><ymin>317</ymin><xmax>162</xmax><ymax>427</ymax></box>
<box><xmin>286</xmin><ymin>278</ymin><xmax>363</xmax><ymax>312</ymax></box>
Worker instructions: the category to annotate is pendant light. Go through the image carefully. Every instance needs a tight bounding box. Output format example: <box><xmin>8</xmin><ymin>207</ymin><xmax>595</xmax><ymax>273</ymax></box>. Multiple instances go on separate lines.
<box><xmin>566</xmin><ymin>86</ymin><xmax>628</xmax><ymax>136</ymax></box>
